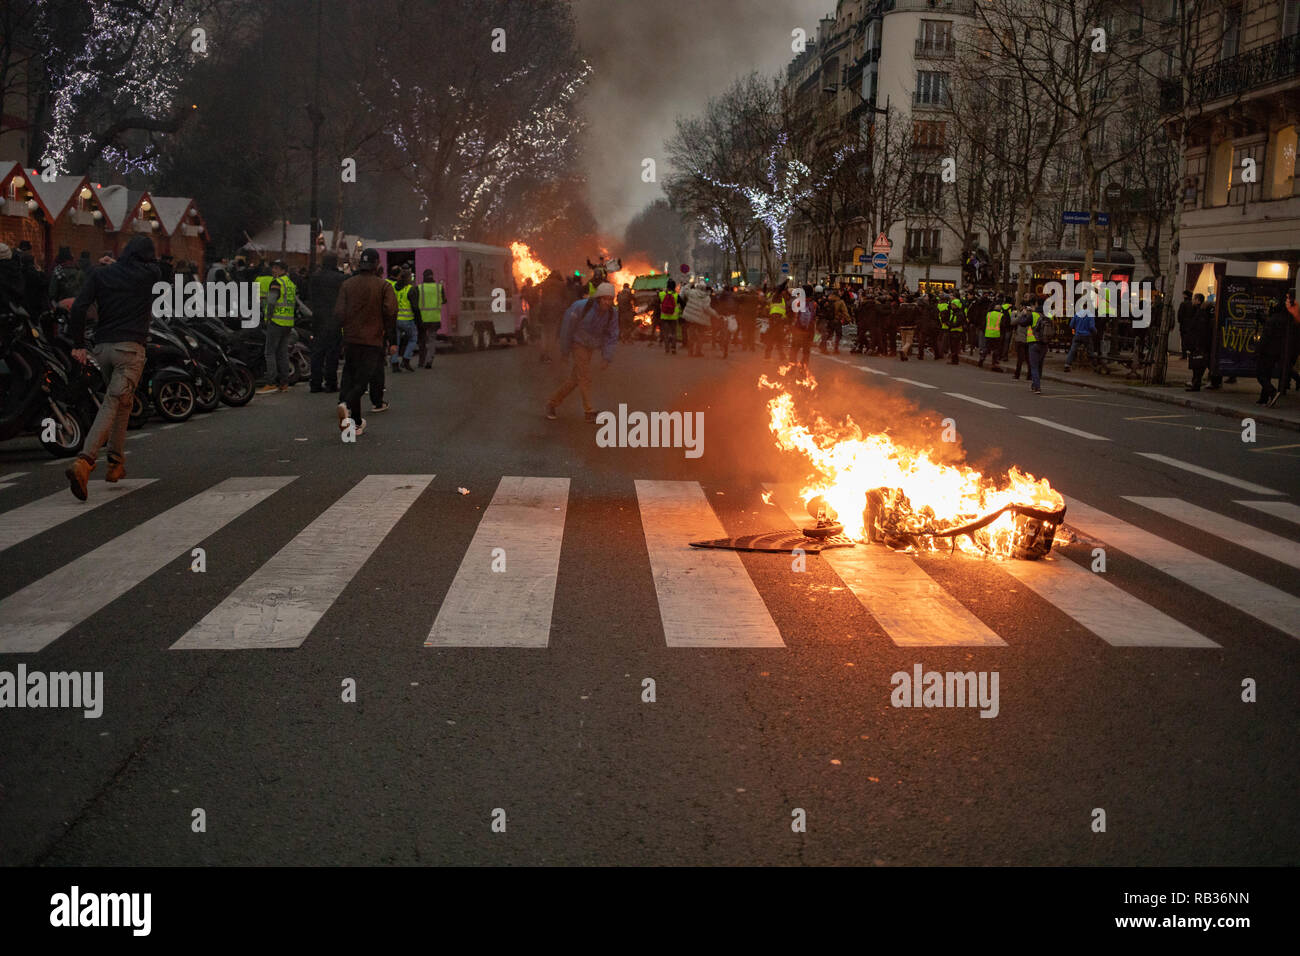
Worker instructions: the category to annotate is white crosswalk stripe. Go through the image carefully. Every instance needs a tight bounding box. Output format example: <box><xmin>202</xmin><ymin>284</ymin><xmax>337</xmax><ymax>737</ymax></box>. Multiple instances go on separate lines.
<box><xmin>1124</xmin><ymin>497</ymin><xmax>1300</xmax><ymax>570</ymax></box>
<box><xmin>770</xmin><ymin>485</ymin><xmax>1004</xmax><ymax>647</ymax></box>
<box><xmin>636</xmin><ymin>480</ymin><xmax>784</xmax><ymax>647</ymax></box>
<box><xmin>426</xmin><ymin>476</ymin><xmax>569</xmax><ymax>648</ymax></box>
<box><xmin>0</xmin><ymin>471</ymin><xmax>28</xmax><ymax>482</ymax></box>
<box><xmin>0</xmin><ymin>483</ymin><xmax>13</xmax><ymax>492</ymax></box>
<box><xmin>996</xmin><ymin>551</ymin><xmax>1218</xmax><ymax>648</ymax></box>
<box><xmin>174</xmin><ymin>475</ymin><xmax>432</xmax><ymax>650</ymax></box>
<box><xmin>1064</xmin><ymin>495</ymin><xmax>1300</xmax><ymax>641</ymax></box>
<box><xmin>1235</xmin><ymin>500</ymin><xmax>1300</xmax><ymax>528</ymax></box>
<box><xmin>0</xmin><ymin>477</ymin><xmax>293</xmax><ymax>653</ymax></box>
<box><xmin>0</xmin><ymin>480</ymin><xmax>155</xmax><ymax>553</ymax></box>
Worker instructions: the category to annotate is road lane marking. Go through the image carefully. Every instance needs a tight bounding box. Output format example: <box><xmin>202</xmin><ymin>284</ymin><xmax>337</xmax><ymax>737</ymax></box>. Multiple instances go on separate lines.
<box><xmin>126</xmin><ymin>431</ymin><xmax>152</xmax><ymax>439</ymax></box>
<box><xmin>997</xmin><ymin>551</ymin><xmax>1217</xmax><ymax>648</ymax></box>
<box><xmin>1133</xmin><ymin>453</ymin><xmax>1284</xmax><ymax>495</ymax></box>
<box><xmin>1125</xmin><ymin>414</ymin><xmax>1189</xmax><ymax>421</ymax></box>
<box><xmin>425</xmin><ymin>476</ymin><xmax>568</xmax><ymax>648</ymax></box>
<box><xmin>1248</xmin><ymin>442</ymin><xmax>1300</xmax><ymax>453</ymax></box>
<box><xmin>0</xmin><ymin>477</ymin><xmax>293</xmax><ymax>654</ymax></box>
<box><xmin>0</xmin><ymin>479</ymin><xmax>155</xmax><ymax>553</ymax></box>
<box><xmin>944</xmin><ymin>392</ymin><xmax>1006</xmax><ymax>409</ymax></box>
<box><xmin>174</xmin><ymin>475</ymin><xmax>433</xmax><ymax>650</ymax></box>
<box><xmin>859</xmin><ymin>367</ymin><xmax>891</xmax><ymax>376</ymax></box>
<box><xmin>1124</xmin><ymin>497</ymin><xmax>1300</xmax><ymax>570</ymax></box>
<box><xmin>636</xmin><ymin>480</ymin><xmax>784</xmax><ymax>648</ymax></box>
<box><xmin>892</xmin><ymin>377</ymin><xmax>938</xmax><ymax>389</ymax></box>
<box><xmin>0</xmin><ymin>483</ymin><xmax>12</xmax><ymax>492</ymax></box>
<box><xmin>1235</xmin><ymin>500</ymin><xmax>1300</xmax><ymax>527</ymax></box>
<box><xmin>770</xmin><ymin>486</ymin><xmax>1004</xmax><ymax>647</ymax></box>
<box><xmin>1063</xmin><ymin>495</ymin><xmax>1300</xmax><ymax>641</ymax></box>
<box><xmin>0</xmin><ymin>472</ymin><xmax>28</xmax><ymax>482</ymax></box>
<box><xmin>162</xmin><ymin>423</ymin><xmax>182</xmax><ymax>430</ymax></box>
<box><xmin>1019</xmin><ymin>416</ymin><xmax>1111</xmax><ymax>440</ymax></box>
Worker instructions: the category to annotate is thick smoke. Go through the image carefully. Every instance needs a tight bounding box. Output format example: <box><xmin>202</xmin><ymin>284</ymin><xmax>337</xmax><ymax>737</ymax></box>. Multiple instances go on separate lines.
<box><xmin>572</xmin><ymin>0</ymin><xmax>828</xmax><ymax>240</ymax></box>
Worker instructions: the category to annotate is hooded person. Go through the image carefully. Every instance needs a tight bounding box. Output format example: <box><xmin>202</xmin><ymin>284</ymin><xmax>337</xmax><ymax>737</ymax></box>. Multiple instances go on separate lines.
<box><xmin>64</xmin><ymin>235</ymin><xmax>162</xmax><ymax>500</ymax></box>
<box><xmin>546</xmin><ymin>281</ymin><xmax>619</xmax><ymax>422</ymax></box>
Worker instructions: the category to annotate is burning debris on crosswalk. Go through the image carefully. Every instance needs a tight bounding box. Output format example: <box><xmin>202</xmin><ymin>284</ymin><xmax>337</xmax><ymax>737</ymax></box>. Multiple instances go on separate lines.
<box><xmin>755</xmin><ymin>368</ymin><xmax>1065</xmax><ymax>560</ymax></box>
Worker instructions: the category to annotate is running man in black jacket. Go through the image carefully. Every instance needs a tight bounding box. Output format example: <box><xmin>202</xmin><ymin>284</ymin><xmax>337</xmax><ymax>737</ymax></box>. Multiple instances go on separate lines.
<box><xmin>64</xmin><ymin>235</ymin><xmax>161</xmax><ymax>500</ymax></box>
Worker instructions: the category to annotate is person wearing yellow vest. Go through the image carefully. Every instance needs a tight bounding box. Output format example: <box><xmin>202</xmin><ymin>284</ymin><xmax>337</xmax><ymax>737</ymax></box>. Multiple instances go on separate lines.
<box><xmin>764</xmin><ymin>281</ymin><xmax>790</xmax><ymax>361</ymax></box>
<box><xmin>256</xmin><ymin>259</ymin><xmax>297</xmax><ymax>393</ymax></box>
<box><xmin>386</xmin><ymin>265</ymin><xmax>421</xmax><ymax>372</ymax></box>
<box><xmin>416</xmin><ymin>268</ymin><xmax>443</xmax><ymax>368</ymax></box>
<box><xmin>1025</xmin><ymin>295</ymin><xmax>1047</xmax><ymax>394</ymax></box>
<box><xmin>941</xmin><ymin>294</ymin><xmax>964</xmax><ymax>365</ymax></box>
<box><xmin>658</xmin><ymin>280</ymin><xmax>682</xmax><ymax>354</ymax></box>
<box><xmin>978</xmin><ymin>296</ymin><xmax>1008</xmax><ymax>372</ymax></box>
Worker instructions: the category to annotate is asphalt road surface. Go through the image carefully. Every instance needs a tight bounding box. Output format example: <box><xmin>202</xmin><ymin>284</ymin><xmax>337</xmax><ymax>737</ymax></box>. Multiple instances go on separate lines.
<box><xmin>1</xmin><ymin>334</ymin><xmax>1296</xmax><ymax>866</ymax></box>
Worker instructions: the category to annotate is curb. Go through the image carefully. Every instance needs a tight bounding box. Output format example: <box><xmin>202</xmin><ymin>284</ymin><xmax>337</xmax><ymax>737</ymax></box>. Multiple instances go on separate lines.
<box><xmin>950</xmin><ymin>353</ymin><xmax>1300</xmax><ymax>433</ymax></box>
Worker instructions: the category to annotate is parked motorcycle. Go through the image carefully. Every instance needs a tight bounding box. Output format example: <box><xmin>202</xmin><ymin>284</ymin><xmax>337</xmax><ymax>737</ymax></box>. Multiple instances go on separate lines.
<box><xmin>164</xmin><ymin>316</ymin><xmax>256</xmax><ymax>410</ymax></box>
<box><xmin>0</xmin><ymin>306</ymin><xmax>89</xmax><ymax>457</ymax></box>
<box><xmin>127</xmin><ymin>321</ymin><xmax>200</xmax><ymax>427</ymax></box>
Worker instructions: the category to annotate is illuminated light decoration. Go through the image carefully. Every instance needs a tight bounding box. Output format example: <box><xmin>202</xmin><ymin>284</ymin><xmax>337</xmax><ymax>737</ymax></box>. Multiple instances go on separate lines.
<box><xmin>38</xmin><ymin>0</ymin><xmax>208</xmax><ymax>174</ymax></box>
<box><xmin>12</xmin><ymin>176</ymin><xmax>24</xmax><ymax>188</ymax></box>
<box><xmin>79</xmin><ymin>186</ymin><xmax>92</xmax><ymax>200</ymax></box>
<box><xmin>140</xmin><ymin>200</ymin><xmax>152</xmax><ymax>212</ymax></box>
<box><xmin>366</xmin><ymin>50</ymin><xmax>591</xmax><ymax>240</ymax></box>
<box><xmin>692</xmin><ymin>134</ymin><xmax>844</xmax><ymax>260</ymax></box>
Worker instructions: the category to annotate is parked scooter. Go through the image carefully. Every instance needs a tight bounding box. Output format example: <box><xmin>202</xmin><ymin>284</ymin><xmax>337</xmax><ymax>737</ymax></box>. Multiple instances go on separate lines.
<box><xmin>0</xmin><ymin>306</ymin><xmax>90</xmax><ymax>457</ymax></box>
<box><xmin>127</xmin><ymin>320</ymin><xmax>200</xmax><ymax>427</ymax></box>
<box><xmin>164</xmin><ymin>316</ymin><xmax>256</xmax><ymax>410</ymax></box>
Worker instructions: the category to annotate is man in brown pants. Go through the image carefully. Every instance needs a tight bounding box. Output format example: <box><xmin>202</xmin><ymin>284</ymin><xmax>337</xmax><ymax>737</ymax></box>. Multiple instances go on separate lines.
<box><xmin>546</xmin><ymin>282</ymin><xmax>619</xmax><ymax>422</ymax></box>
<box><xmin>64</xmin><ymin>236</ymin><xmax>161</xmax><ymax>500</ymax></box>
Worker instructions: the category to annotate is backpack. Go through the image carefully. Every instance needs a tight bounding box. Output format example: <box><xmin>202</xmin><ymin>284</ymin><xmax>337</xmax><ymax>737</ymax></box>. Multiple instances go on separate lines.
<box><xmin>661</xmin><ymin>293</ymin><xmax>676</xmax><ymax>315</ymax></box>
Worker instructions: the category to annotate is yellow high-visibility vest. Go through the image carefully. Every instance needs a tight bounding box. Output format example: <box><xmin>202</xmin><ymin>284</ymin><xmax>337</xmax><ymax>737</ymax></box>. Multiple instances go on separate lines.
<box><xmin>394</xmin><ymin>284</ymin><xmax>414</xmax><ymax>322</ymax></box>
<box><xmin>270</xmin><ymin>276</ymin><xmax>296</xmax><ymax>327</ymax></box>
<box><xmin>419</xmin><ymin>282</ymin><xmax>443</xmax><ymax>322</ymax></box>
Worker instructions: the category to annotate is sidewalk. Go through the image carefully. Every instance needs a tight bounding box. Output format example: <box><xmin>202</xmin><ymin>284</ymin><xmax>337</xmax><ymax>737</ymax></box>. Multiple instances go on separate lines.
<box><xmin>956</xmin><ymin>348</ymin><xmax>1300</xmax><ymax>432</ymax></box>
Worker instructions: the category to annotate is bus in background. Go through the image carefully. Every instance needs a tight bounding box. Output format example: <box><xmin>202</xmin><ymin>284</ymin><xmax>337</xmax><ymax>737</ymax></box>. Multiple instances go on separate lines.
<box><xmin>368</xmin><ymin>240</ymin><xmax>527</xmax><ymax>350</ymax></box>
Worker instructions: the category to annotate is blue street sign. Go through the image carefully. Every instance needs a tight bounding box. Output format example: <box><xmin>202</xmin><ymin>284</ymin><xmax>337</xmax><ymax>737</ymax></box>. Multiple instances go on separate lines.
<box><xmin>858</xmin><ymin>253</ymin><xmax>869</xmax><ymax>264</ymax></box>
<box><xmin>872</xmin><ymin>252</ymin><xmax>889</xmax><ymax>269</ymax></box>
<box><xmin>1063</xmin><ymin>210</ymin><xmax>1111</xmax><ymax>226</ymax></box>
<box><xmin>780</xmin><ymin>262</ymin><xmax>790</xmax><ymax>274</ymax></box>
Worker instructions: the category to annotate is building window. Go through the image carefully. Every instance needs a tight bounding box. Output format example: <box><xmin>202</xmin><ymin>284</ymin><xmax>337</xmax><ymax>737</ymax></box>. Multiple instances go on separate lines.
<box><xmin>913</xmin><ymin>120</ymin><xmax>946</xmax><ymax>148</ymax></box>
<box><xmin>906</xmin><ymin>228</ymin><xmax>941</xmax><ymax>257</ymax></box>
<box><xmin>1272</xmin><ymin>125</ymin><xmax>1297</xmax><ymax>198</ymax></box>
<box><xmin>915</xmin><ymin>71</ymin><xmax>949</xmax><ymax>105</ymax></box>
<box><xmin>1211</xmin><ymin>140</ymin><xmax>1234</xmax><ymax>205</ymax></box>
<box><xmin>919</xmin><ymin>20</ymin><xmax>953</xmax><ymax>53</ymax></box>
<box><xmin>1221</xmin><ymin>4</ymin><xmax>1241</xmax><ymax>60</ymax></box>
<box><xmin>912</xmin><ymin>171</ymin><xmax>943</xmax><ymax>210</ymax></box>
<box><xmin>1285</xmin><ymin>0</ymin><xmax>1300</xmax><ymax>38</ymax></box>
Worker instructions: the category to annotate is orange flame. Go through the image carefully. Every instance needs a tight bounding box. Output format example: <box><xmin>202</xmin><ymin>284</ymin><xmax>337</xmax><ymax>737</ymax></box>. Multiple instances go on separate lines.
<box><xmin>761</xmin><ymin>369</ymin><xmax>1063</xmax><ymax>557</ymax></box>
<box><xmin>510</xmin><ymin>241</ymin><xmax>550</xmax><ymax>285</ymax></box>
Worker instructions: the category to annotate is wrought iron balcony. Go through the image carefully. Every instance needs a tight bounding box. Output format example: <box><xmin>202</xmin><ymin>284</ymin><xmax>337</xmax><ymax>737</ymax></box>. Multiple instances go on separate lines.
<box><xmin>1163</xmin><ymin>32</ymin><xmax>1300</xmax><ymax>111</ymax></box>
<box><xmin>914</xmin><ymin>39</ymin><xmax>955</xmax><ymax>58</ymax></box>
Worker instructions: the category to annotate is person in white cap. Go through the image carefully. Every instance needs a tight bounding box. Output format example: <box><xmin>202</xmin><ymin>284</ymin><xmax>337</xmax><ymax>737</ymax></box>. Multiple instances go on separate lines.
<box><xmin>547</xmin><ymin>281</ymin><xmax>619</xmax><ymax>422</ymax></box>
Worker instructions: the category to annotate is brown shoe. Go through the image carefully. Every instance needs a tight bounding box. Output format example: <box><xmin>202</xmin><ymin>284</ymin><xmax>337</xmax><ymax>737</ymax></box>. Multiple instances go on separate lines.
<box><xmin>106</xmin><ymin>457</ymin><xmax>126</xmax><ymax>483</ymax></box>
<box><xmin>65</xmin><ymin>456</ymin><xmax>95</xmax><ymax>501</ymax></box>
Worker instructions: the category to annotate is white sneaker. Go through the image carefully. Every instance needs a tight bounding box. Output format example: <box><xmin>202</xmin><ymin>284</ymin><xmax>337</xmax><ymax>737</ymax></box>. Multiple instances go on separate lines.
<box><xmin>355</xmin><ymin>418</ymin><xmax>367</xmax><ymax>436</ymax></box>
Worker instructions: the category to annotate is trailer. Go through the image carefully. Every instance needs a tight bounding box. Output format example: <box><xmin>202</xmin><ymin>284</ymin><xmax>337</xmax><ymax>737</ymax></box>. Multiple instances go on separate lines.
<box><xmin>368</xmin><ymin>240</ymin><xmax>526</xmax><ymax>350</ymax></box>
